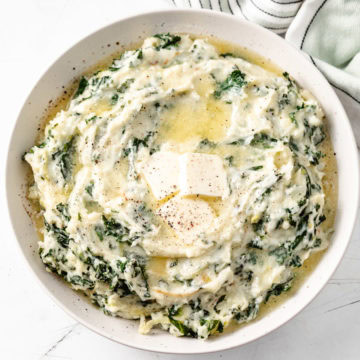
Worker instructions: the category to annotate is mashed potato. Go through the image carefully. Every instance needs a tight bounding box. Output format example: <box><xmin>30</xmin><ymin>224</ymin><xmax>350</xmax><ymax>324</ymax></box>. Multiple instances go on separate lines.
<box><xmin>24</xmin><ymin>33</ymin><xmax>332</xmax><ymax>339</ymax></box>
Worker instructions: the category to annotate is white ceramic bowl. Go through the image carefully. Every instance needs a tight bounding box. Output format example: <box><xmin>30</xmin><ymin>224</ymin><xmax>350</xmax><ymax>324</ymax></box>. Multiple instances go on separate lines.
<box><xmin>6</xmin><ymin>9</ymin><xmax>359</xmax><ymax>354</ymax></box>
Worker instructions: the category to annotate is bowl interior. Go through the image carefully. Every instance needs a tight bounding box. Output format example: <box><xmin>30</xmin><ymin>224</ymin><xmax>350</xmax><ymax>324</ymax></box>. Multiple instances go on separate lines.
<box><xmin>6</xmin><ymin>9</ymin><xmax>359</xmax><ymax>354</ymax></box>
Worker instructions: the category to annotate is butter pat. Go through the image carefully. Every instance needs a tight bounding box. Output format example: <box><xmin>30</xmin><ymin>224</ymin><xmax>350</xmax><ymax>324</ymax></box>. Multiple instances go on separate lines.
<box><xmin>157</xmin><ymin>196</ymin><xmax>215</xmax><ymax>244</ymax></box>
<box><xmin>141</xmin><ymin>152</ymin><xmax>179</xmax><ymax>200</ymax></box>
<box><xmin>179</xmin><ymin>153</ymin><xmax>228</xmax><ymax>198</ymax></box>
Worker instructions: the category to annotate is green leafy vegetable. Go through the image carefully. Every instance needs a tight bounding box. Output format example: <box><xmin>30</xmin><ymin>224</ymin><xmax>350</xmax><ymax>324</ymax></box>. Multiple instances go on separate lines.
<box><xmin>250</xmin><ymin>133</ymin><xmax>277</xmax><ymax>149</ymax></box>
<box><xmin>206</xmin><ymin>319</ymin><xmax>224</xmax><ymax>334</ymax></box>
<box><xmin>56</xmin><ymin>203</ymin><xmax>70</xmax><ymax>222</ymax></box>
<box><xmin>123</xmin><ymin>132</ymin><xmax>154</xmax><ymax>157</ymax></box>
<box><xmin>117</xmin><ymin>78</ymin><xmax>135</xmax><ymax>94</ymax></box>
<box><xmin>229</xmin><ymin>138</ymin><xmax>245</xmax><ymax>146</ymax></box>
<box><xmin>44</xmin><ymin>219</ymin><xmax>71</xmax><ymax>248</ymax></box>
<box><xmin>225</xmin><ymin>155</ymin><xmax>234</xmax><ymax>166</ymax></box>
<box><xmin>73</xmin><ymin>77</ymin><xmax>88</xmax><ymax>98</ymax></box>
<box><xmin>288</xmin><ymin>136</ymin><xmax>299</xmax><ymax>153</ymax></box>
<box><xmin>214</xmin><ymin>69</ymin><xmax>247</xmax><ymax>99</ymax></box>
<box><xmin>111</xmin><ymin>93</ymin><xmax>119</xmax><ymax>105</ymax></box>
<box><xmin>154</xmin><ymin>33</ymin><xmax>181</xmax><ymax>50</ymax></box>
<box><xmin>85</xmin><ymin>115</ymin><xmax>97</xmax><ymax>124</ymax></box>
<box><xmin>85</xmin><ymin>181</ymin><xmax>94</xmax><ymax>196</ymax></box>
<box><xmin>220</xmin><ymin>53</ymin><xmax>234</xmax><ymax>57</ymax></box>
<box><xmin>249</xmin><ymin>165</ymin><xmax>263</xmax><ymax>171</ymax></box>
<box><xmin>94</xmin><ymin>215</ymin><xmax>140</xmax><ymax>244</ymax></box>
<box><xmin>289</xmin><ymin>111</ymin><xmax>298</xmax><ymax>126</ymax></box>
<box><xmin>116</xmin><ymin>259</ymin><xmax>128</xmax><ymax>273</ymax></box>
<box><xmin>70</xmin><ymin>275</ymin><xmax>95</xmax><ymax>289</ymax></box>
<box><xmin>168</xmin><ymin>305</ymin><xmax>182</xmax><ymax>317</ymax></box>
<box><xmin>264</xmin><ymin>277</ymin><xmax>293</xmax><ymax>303</ymax></box>
<box><xmin>168</xmin><ymin>316</ymin><xmax>196</xmax><ymax>337</ymax></box>
<box><xmin>214</xmin><ymin>295</ymin><xmax>226</xmax><ymax>313</ymax></box>
<box><xmin>283</xmin><ymin>72</ymin><xmax>296</xmax><ymax>89</ymax></box>
<box><xmin>136</xmin><ymin>49</ymin><xmax>143</xmax><ymax>59</ymax></box>
<box><xmin>198</xmin><ymin>138</ymin><xmax>217</xmax><ymax>148</ymax></box>
<box><xmin>305</xmin><ymin>145</ymin><xmax>325</xmax><ymax>165</ymax></box>
<box><xmin>52</xmin><ymin>137</ymin><xmax>75</xmax><ymax>181</ymax></box>
<box><xmin>235</xmin><ymin>300</ymin><xmax>259</xmax><ymax>322</ymax></box>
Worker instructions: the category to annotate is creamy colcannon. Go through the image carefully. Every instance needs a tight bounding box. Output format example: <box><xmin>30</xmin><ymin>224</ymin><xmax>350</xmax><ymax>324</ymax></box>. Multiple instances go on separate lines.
<box><xmin>24</xmin><ymin>33</ymin><xmax>332</xmax><ymax>339</ymax></box>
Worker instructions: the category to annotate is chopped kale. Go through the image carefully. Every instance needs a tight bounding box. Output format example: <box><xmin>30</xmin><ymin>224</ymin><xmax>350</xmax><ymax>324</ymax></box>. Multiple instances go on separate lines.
<box><xmin>269</xmin><ymin>245</ymin><xmax>288</xmax><ymax>265</ymax></box>
<box><xmin>214</xmin><ymin>69</ymin><xmax>247</xmax><ymax>99</ymax></box>
<box><xmin>116</xmin><ymin>259</ymin><xmax>128</xmax><ymax>273</ymax></box>
<box><xmin>220</xmin><ymin>53</ymin><xmax>234</xmax><ymax>57</ymax></box>
<box><xmin>264</xmin><ymin>277</ymin><xmax>293</xmax><ymax>303</ymax></box>
<box><xmin>305</xmin><ymin>145</ymin><xmax>325</xmax><ymax>165</ymax></box>
<box><xmin>300</xmin><ymin>166</ymin><xmax>312</xmax><ymax>198</ymax></box>
<box><xmin>283</xmin><ymin>72</ymin><xmax>296</xmax><ymax>89</ymax></box>
<box><xmin>289</xmin><ymin>255</ymin><xmax>302</xmax><ymax>267</ymax></box>
<box><xmin>278</xmin><ymin>93</ymin><xmax>290</xmax><ymax>109</ymax></box>
<box><xmin>154</xmin><ymin>33</ymin><xmax>181</xmax><ymax>50</ymax></box>
<box><xmin>94</xmin><ymin>225</ymin><xmax>104</xmax><ymax>241</ymax></box>
<box><xmin>312</xmin><ymin>126</ymin><xmax>326</xmax><ymax>145</ymax></box>
<box><xmin>37</xmin><ymin>142</ymin><xmax>46</xmax><ymax>148</ymax></box>
<box><xmin>149</xmin><ymin>145</ymin><xmax>160</xmax><ymax>155</ymax></box>
<box><xmin>168</xmin><ymin>305</ymin><xmax>182</xmax><ymax>317</ymax></box>
<box><xmin>229</xmin><ymin>138</ymin><xmax>245</xmax><ymax>146</ymax></box>
<box><xmin>298</xmin><ymin>198</ymin><xmax>307</xmax><ymax>208</ymax></box>
<box><xmin>95</xmin><ymin>262</ymin><xmax>114</xmax><ymax>283</ymax></box>
<box><xmin>225</xmin><ymin>155</ymin><xmax>234</xmax><ymax>166</ymax></box>
<box><xmin>249</xmin><ymin>165</ymin><xmax>263</xmax><ymax>171</ymax></box>
<box><xmin>235</xmin><ymin>300</ymin><xmax>259</xmax><ymax>322</ymax></box>
<box><xmin>111</xmin><ymin>93</ymin><xmax>119</xmax><ymax>105</ymax></box>
<box><xmin>250</xmin><ymin>133</ymin><xmax>277</xmax><ymax>149</ymax></box>
<box><xmin>313</xmin><ymin>238</ymin><xmax>322</xmax><ymax>248</ymax></box>
<box><xmin>289</xmin><ymin>111</ymin><xmax>298</xmax><ymax>126</ymax></box>
<box><xmin>133</xmin><ymin>132</ymin><xmax>154</xmax><ymax>151</ymax></box>
<box><xmin>206</xmin><ymin>319</ymin><xmax>224</xmax><ymax>333</ymax></box>
<box><xmin>85</xmin><ymin>181</ymin><xmax>94</xmax><ymax>197</ymax></box>
<box><xmin>123</xmin><ymin>132</ymin><xmax>154</xmax><ymax>157</ymax></box>
<box><xmin>257</xmin><ymin>174</ymin><xmax>282</xmax><ymax>202</ymax></box>
<box><xmin>214</xmin><ymin>295</ymin><xmax>226</xmax><ymax>313</ymax></box>
<box><xmin>198</xmin><ymin>138</ymin><xmax>217</xmax><ymax>148</ymax></box>
<box><xmin>169</xmin><ymin>259</ymin><xmax>178</xmax><ymax>268</ymax></box>
<box><xmin>136</xmin><ymin>49</ymin><xmax>143</xmax><ymax>59</ymax></box>
<box><xmin>252</xmin><ymin>214</ymin><xmax>269</xmax><ymax>234</ymax></box>
<box><xmin>292</xmin><ymin>213</ymin><xmax>310</xmax><ymax>250</ymax></box>
<box><xmin>85</xmin><ymin>115</ymin><xmax>97</xmax><ymax>124</ymax></box>
<box><xmin>97</xmin><ymin>75</ymin><xmax>111</xmax><ymax>88</ymax></box>
<box><xmin>168</xmin><ymin>315</ymin><xmax>197</xmax><ymax>337</ymax></box>
<box><xmin>56</xmin><ymin>203</ymin><xmax>70</xmax><ymax>222</ymax></box>
<box><xmin>117</xmin><ymin>78</ymin><xmax>135</xmax><ymax>94</ymax></box>
<box><xmin>69</xmin><ymin>275</ymin><xmax>95</xmax><ymax>289</ymax></box>
<box><xmin>289</xmin><ymin>103</ymin><xmax>304</xmax><ymax>127</ymax></box>
<box><xmin>317</xmin><ymin>214</ymin><xmax>326</xmax><ymax>225</ymax></box>
<box><xmin>73</xmin><ymin>77</ymin><xmax>88</xmax><ymax>99</ymax></box>
<box><xmin>102</xmin><ymin>215</ymin><xmax>130</xmax><ymax>241</ymax></box>
<box><xmin>52</xmin><ymin>137</ymin><xmax>75</xmax><ymax>181</ymax></box>
<box><xmin>247</xmin><ymin>237</ymin><xmax>263</xmax><ymax>250</ymax></box>
<box><xmin>44</xmin><ymin>219</ymin><xmax>71</xmax><ymax>248</ymax></box>
<box><xmin>304</xmin><ymin>119</ymin><xmax>326</xmax><ymax>146</ymax></box>
<box><xmin>275</xmin><ymin>217</ymin><xmax>284</xmax><ymax>230</ymax></box>
<box><xmin>93</xmin><ymin>215</ymin><xmax>143</xmax><ymax>245</ymax></box>
<box><xmin>270</xmin><ymin>211</ymin><xmax>310</xmax><ymax>265</ymax></box>
<box><xmin>288</xmin><ymin>136</ymin><xmax>299</xmax><ymax>153</ymax></box>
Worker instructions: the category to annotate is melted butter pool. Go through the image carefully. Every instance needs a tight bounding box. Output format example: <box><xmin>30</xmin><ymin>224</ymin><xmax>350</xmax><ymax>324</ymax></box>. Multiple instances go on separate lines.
<box><xmin>156</xmin><ymin>92</ymin><xmax>232</xmax><ymax>144</ymax></box>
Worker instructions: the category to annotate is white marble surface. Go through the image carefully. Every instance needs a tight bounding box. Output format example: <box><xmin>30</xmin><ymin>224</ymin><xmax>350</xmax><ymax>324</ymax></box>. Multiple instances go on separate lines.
<box><xmin>1</xmin><ymin>1</ymin><xmax>360</xmax><ymax>359</ymax></box>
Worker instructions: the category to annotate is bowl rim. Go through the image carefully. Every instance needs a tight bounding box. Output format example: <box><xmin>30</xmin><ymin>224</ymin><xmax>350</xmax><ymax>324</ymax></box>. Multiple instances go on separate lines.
<box><xmin>6</xmin><ymin>8</ymin><xmax>360</xmax><ymax>354</ymax></box>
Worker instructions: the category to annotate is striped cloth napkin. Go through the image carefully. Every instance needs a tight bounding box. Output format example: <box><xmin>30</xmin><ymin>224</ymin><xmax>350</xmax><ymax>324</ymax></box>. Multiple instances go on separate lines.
<box><xmin>168</xmin><ymin>0</ymin><xmax>360</xmax><ymax>147</ymax></box>
<box><xmin>169</xmin><ymin>0</ymin><xmax>302</xmax><ymax>34</ymax></box>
